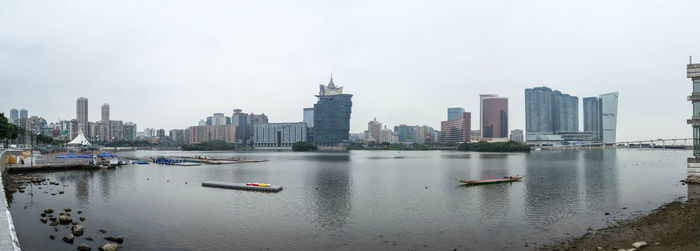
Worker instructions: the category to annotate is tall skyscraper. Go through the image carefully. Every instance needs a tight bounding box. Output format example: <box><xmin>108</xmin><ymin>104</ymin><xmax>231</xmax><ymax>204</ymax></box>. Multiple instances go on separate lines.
<box><xmin>440</xmin><ymin>112</ymin><xmax>471</xmax><ymax>143</ymax></box>
<box><xmin>525</xmin><ymin>87</ymin><xmax>578</xmax><ymax>141</ymax></box>
<box><xmin>303</xmin><ymin>108</ymin><xmax>314</xmax><ymax>128</ymax></box>
<box><xmin>101</xmin><ymin>103</ymin><xmax>110</xmax><ymax>122</ymax></box>
<box><xmin>599</xmin><ymin>92</ymin><xmax>619</xmax><ymax>144</ymax></box>
<box><xmin>481</xmin><ymin>97</ymin><xmax>508</xmax><ymax>139</ymax></box>
<box><xmin>313</xmin><ymin>76</ymin><xmax>352</xmax><ymax>145</ymax></box>
<box><xmin>76</xmin><ymin>97</ymin><xmax>88</xmax><ymax>132</ymax></box>
<box><xmin>447</xmin><ymin>107</ymin><xmax>465</xmax><ymax>121</ymax></box>
<box><xmin>583</xmin><ymin>97</ymin><xmax>601</xmax><ymax>141</ymax></box>
<box><xmin>479</xmin><ymin>94</ymin><xmax>497</xmax><ymax>137</ymax></box>
<box><xmin>687</xmin><ymin>60</ymin><xmax>700</xmax><ymax>176</ymax></box>
<box><xmin>552</xmin><ymin>91</ymin><xmax>578</xmax><ymax>132</ymax></box>
<box><xmin>9</xmin><ymin>108</ymin><xmax>18</xmax><ymax>123</ymax></box>
<box><xmin>19</xmin><ymin>108</ymin><xmax>28</xmax><ymax>120</ymax></box>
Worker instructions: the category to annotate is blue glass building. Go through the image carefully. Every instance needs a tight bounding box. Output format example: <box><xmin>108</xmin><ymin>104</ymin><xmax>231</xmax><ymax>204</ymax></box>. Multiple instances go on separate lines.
<box><xmin>313</xmin><ymin>77</ymin><xmax>353</xmax><ymax>145</ymax></box>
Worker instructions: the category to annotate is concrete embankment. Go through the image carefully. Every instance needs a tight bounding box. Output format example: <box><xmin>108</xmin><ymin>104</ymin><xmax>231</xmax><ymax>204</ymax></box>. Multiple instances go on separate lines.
<box><xmin>0</xmin><ymin>150</ymin><xmax>24</xmax><ymax>250</ymax></box>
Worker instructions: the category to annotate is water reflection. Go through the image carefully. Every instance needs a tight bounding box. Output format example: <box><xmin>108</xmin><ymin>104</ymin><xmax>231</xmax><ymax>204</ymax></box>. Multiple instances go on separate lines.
<box><xmin>441</xmin><ymin>154</ymin><xmax>471</xmax><ymax>159</ymax></box>
<box><xmin>478</xmin><ymin>153</ymin><xmax>509</xmax><ymax>159</ymax></box>
<box><xmin>524</xmin><ymin>151</ymin><xmax>582</xmax><ymax>227</ymax></box>
<box><xmin>308</xmin><ymin>154</ymin><xmax>352</xmax><ymax>231</ymax></box>
<box><xmin>582</xmin><ymin>150</ymin><xmax>619</xmax><ymax>212</ymax></box>
<box><xmin>75</xmin><ymin>172</ymin><xmax>90</xmax><ymax>204</ymax></box>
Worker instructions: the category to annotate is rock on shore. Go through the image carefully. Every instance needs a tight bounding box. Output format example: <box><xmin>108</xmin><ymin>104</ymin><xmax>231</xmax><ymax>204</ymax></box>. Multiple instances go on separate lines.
<box><xmin>72</xmin><ymin>225</ymin><xmax>84</xmax><ymax>236</ymax></box>
<box><xmin>98</xmin><ymin>243</ymin><xmax>120</xmax><ymax>251</ymax></box>
<box><xmin>77</xmin><ymin>244</ymin><xmax>91</xmax><ymax>251</ymax></box>
<box><xmin>685</xmin><ymin>176</ymin><xmax>700</xmax><ymax>183</ymax></box>
<box><xmin>550</xmin><ymin>194</ymin><xmax>700</xmax><ymax>250</ymax></box>
<box><xmin>104</xmin><ymin>236</ymin><xmax>123</xmax><ymax>244</ymax></box>
<box><xmin>59</xmin><ymin>214</ymin><xmax>72</xmax><ymax>224</ymax></box>
<box><xmin>63</xmin><ymin>234</ymin><xmax>74</xmax><ymax>244</ymax></box>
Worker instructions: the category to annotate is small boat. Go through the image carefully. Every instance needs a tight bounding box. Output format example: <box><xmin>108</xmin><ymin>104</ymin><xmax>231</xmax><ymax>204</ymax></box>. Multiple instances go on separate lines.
<box><xmin>204</xmin><ymin>160</ymin><xmax>221</xmax><ymax>165</ymax></box>
<box><xmin>133</xmin><ymin>161</ymin><xmax>149</xmax><ymax>165</ymax></box>
<box><xmin>457</xmin><ymin>176</ymin><xmax>524</xmax><ymax>186</ymax></box>
<box><xmin>217</xmin><ymin>160</ymin><xmax>237</xmax><ymax>164</ymax></box>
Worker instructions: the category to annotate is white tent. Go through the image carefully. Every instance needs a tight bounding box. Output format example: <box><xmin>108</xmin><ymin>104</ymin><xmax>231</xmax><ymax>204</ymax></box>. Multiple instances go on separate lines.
<box><xmin>67</xmin><ymin>130</ymin><xmax>91</xmax><ymax>146</ymax></box>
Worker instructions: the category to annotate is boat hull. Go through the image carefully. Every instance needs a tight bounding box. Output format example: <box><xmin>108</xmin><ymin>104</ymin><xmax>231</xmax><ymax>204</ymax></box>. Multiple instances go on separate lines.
<box><xmin>457</xmin><ymin>177</ymin><xmax>523</xmax><ymax>185</ymax></box>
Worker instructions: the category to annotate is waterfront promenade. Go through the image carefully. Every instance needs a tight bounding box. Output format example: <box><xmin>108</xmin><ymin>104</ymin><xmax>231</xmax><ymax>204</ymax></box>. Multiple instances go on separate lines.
<box><xmin>0</xmin><ymin>150</ymin><xmax>25</xmax><ymax>251</ymax></box>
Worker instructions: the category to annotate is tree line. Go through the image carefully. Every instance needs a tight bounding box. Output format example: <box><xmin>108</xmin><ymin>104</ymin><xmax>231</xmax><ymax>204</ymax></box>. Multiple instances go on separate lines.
<box><xmin>0</xmin><ymin>113</ymin><xmax>22</xmax><ymax>147</ymax></box>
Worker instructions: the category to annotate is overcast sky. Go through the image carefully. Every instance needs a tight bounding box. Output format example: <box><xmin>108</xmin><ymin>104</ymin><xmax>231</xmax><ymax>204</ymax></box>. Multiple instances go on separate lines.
<box><xmin>1</xmin><ymin>0</ymin><xmax>699</xmax><ymax>141</ymax></box>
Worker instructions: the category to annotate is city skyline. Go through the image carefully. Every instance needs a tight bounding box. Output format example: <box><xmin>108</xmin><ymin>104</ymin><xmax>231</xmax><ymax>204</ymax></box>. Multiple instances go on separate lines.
<box><xmin>1</xmin><ymin>1</ymin><xmax>699</xmax><ymax>141</ymax></box>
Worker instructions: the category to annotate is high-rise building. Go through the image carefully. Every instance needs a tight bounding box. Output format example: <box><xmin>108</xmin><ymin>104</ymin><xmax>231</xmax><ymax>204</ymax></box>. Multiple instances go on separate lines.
<box><xmin>169</xmin><ymin>129</ymin><xmax>185</xmax><ymax>145</ymax></box>
<box><xmin>157</xmin><ymin>129</ymin><xmax>166</xmax><ymax>139</ymax></box>
<box><xmin>76</xmin><ymin>97</ymin><xmax>88</xmax><ymax>132</ymax></box>
<box><xmin>368</xmin><ymin>118</ymin><xmax>382</xmax><ymax>140</ymax></box>
<box><xmin>19</xmin><ymin>108</ymin><xmax>28</xmax><ymax>120</ymax></box>
<box><xmin>253</xmin><ymin>122</ymin><xmax>307</xmax><ymax>149</ymax></box>
<box><xmin>9</xmin><ymin>108</ymin><xmax>18</xmax><ymax>123</ymax></box>
<box><xmin>440</xmin><ymin>112</ymin><xmax>471</xmax><ymax>143</ymax></box>
<box><xmin>303</xmin><ymin>108</ymin><xmax>314</xmax><ymax>128</ymax></box>
<box><xmin>108</xmin><ymin>120</ymin><xmax>124</xmax><ymax>142</ymax></box>
<box><xmin>188</xmin><ymin>125</ymin><xmax>236</xmax><ymax>144</ymax></box>
<box><xmin>303</xmin><ymin>108</ymin><xmax>314</xmax><ymax>142</ymax></box>
<box><xmin>479</xmin><ymin>94</ymin><xmax>497</xmax><ymax>137</ymax></box>
<box><xmin>101</xmin><ymin>103</ymin><xmax>110</xmax><ymax>122</ymax></box>
<box><xmin>687</xmin><ymin>60</ymin><xmax>700</xmax><ymax>176</ymax></box>
<box><xmin>123</xmin><ymin>122</ymin><xmax>137</xmax><ymax>141</ymax></box>
<box><xmin>379</xmin><ymin>126</ymin><xmax>398</xmax><ymax>144</ymax></box>
<box><xmin>211</xmin><ymin>113</ymin><xmax>227</xmax><ymax>126</ymax></box>
<box><xmin>481</xmin><ymin>97</ymin><xmax>508</xmax><ymax>139</ymax></box>
<box><xmin>394</xmin><ymin>124</ymin><xmax>417</xmax><ymax>142</ymax></box>
<box><xmin>231</xmin><ymin>109</ymin><xmax>249</xmax><ymax>145</ymax></box>
<box><xmin>599</xmin><ymin>92</ymin><xmax>619</xmax><ymax>144</ymax></box>
<box><xmin>249</xmin><ymin>113</ymin><xmax>269</xmax><ymax>143</ymax></box>
<box><xmin>583</xmin><ymin>97</ymin><xmax>601</xmax><ymax>140</ymax></box>
<box><xmin>553</xmin><ymin>91</ymin><xmax>578</xmax><ymax>132</ymax></box>
<box><xmin>525</xmin><ymin>87</ymin><xmax>578</xmax><ymax>141</ymax></box>
<box><xmin>447</xmin><ymin>107</ymin><xmax>465</xmax><ymax>121</ymax></box>
<box><xmin>313</xmin><ymin>77</ymin><xmax>352</xmax><ymax>145</ymax></box>
<box><xmin>510</xmin><ymin>129</ymin><xmax>524</xmax><ymax>143</ymax></box>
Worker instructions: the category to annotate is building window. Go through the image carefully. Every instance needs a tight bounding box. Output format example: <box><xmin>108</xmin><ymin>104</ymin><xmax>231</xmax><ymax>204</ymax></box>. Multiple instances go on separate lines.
<box><xmin>695</xmin><ymin>79</ymin><xmax>700</xmax><ymax>93</ymax></box>
<box><xmin>695</xmin><ymin>127</ymin><xmax>700</xmax><ymax>156</ymax></box>
<box><xmin>695</xmin><ymin>102</ymin><xmax>700</xmax><ymax>117</ymax></box>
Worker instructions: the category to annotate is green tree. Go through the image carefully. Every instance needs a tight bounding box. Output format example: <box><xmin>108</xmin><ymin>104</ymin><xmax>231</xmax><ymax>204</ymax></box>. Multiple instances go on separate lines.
<box><xmin>37</xmin><ymin>134</ymin><xmax>54</xmax><ymax>144</ymax></box>
<box><xmin>458</xmin><ymin>141</ymin><xmax>530</xmax><ymax>152</ymax></box>
<box><xmin>292</xmin><ymin>141</ymin><xmax>318</xmax><ymax>152</ymax></box>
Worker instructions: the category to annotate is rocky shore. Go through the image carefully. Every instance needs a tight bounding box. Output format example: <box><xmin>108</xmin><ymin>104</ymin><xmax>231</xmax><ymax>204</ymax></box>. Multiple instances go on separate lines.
<box><xmin>4</xmin><ymin>173</ymin><xmax>125</xmax><ymax>251</ymax></box>
<box><xmin>549</xmin><ymin>183</ymin><xmax>700</xmax><ymax>251</ymax></box>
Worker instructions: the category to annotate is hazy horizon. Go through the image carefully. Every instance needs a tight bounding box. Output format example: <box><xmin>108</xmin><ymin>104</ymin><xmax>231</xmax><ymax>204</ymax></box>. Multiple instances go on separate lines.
<box><xmin>1</xmin><ymin>0</ymin><xmax>699</xmax><ymax>141</ymax></box>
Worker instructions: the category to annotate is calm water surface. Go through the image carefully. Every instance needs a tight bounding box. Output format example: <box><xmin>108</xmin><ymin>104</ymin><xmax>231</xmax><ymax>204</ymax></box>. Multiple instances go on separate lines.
<box><xmin>7</xmin><ymin>149</ymin><xmax>689</xmax><ymax>250</ymax></box>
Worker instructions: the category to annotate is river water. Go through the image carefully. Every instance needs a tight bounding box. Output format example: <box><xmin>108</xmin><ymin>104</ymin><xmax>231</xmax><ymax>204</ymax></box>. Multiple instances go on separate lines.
<box><xmin>6</xmin><ymin>149</ymin><xmax>690</xmax><ymax>250</ymax></box>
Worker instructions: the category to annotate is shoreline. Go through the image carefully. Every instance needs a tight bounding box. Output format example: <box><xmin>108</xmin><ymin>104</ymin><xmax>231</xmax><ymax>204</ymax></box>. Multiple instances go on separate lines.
<box><xmin>548</xmin><ymin>183</ymin><xmax>700</xmax><ymax>250</ymax></box>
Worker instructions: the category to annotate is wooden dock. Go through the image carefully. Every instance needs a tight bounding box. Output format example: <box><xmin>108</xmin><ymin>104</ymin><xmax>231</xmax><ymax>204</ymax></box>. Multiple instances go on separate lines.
<box><xmin>201</xmin><ymin>181</ymin><xmax>283</xmax><ymax>192</ymax></box>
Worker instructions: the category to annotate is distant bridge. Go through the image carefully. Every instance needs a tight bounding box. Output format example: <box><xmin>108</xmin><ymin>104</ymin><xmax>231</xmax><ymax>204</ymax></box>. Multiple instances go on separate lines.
<box><xmin>537</xmin><ymin>138</ymin><xmax>693</xmax><ymax>150</ymax></box>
